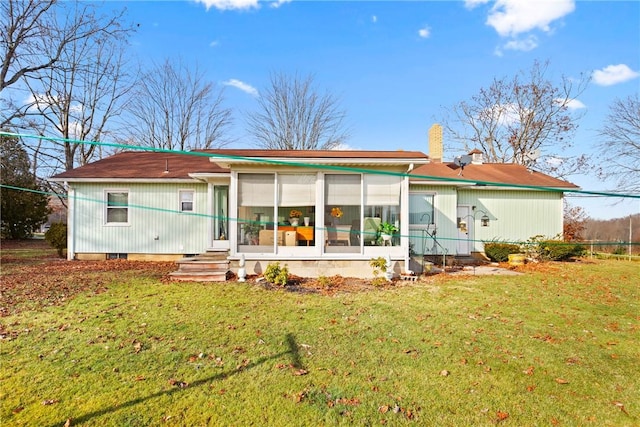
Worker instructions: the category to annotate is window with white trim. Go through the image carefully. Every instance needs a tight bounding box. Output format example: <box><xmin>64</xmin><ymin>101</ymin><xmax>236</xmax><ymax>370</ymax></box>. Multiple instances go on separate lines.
<box><xmin>179</xmin><ymin>190</ymin><xmax>195</xmax><ymax>212</ymax></box>
<box><xmin>105</xmin><ymin>191</ymin><xmax>129</xmax><ymax>224</ymax></box>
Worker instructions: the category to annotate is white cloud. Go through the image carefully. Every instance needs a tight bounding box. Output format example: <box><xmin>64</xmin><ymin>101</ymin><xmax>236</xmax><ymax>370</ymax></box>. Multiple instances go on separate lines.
<box><xmin>564</xmin><ymin>98</ymin><xmax>586</xmax><ymax>110</ymax></box>
<box><xmin>270</xmin><ymin>0</ymin><xmax>291</xmax><ymax>9</ymax></box>
<box><xmin>478</xmin><ymin>103</ymin><xmax>521</xmax><ymax>127</ymax></box>
<box><xmin>464</xmin><ymin>0</ymin><xmax>490</xmax><ymax>10</ymax></box>
<box><xmin>502</xmin><ymin>35</ymin><xmax>538</xmax><ymax>52</ymax></box>
<box><xmin>592</xmin><ymin>64</ymin><xmax>640</xmax><ymax>86</ymax></box>
<box><xmin>195</xmin><ymin>0</ymin><xmax>259</xmax><ymax>11</ymax></box>
<box><xmin>418</xmin><ymin>26</ymin><xmax>430</xmax><ymax>38</ymax></box>
<box><xmin>486</xmin><ymin>0</ymin><xmax>575</xmax><ymax>37</ymax></box>
<box><xmin>372</xmin><ymin>15</ymin><xmax>377</xmax><ymax>24</ymax></box>
<box><xmin>223</xmin><ymin>79</ymin><xmax>258</xmax><ymax>96</ymax></box>
<box><xmin>332</xmin><ymin>142</ymin><xmax>359</xmax><ymax>151</ymax></box>
<box><xmin>209</xmin><ymin>40</ymin><xmax>220</xmax><ymax>47</ymax></box>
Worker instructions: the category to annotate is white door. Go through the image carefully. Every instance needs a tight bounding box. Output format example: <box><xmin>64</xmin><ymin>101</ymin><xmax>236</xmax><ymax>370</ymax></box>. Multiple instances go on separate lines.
<box><xmin>456</xmin><ymin>205</ymin><xmax>472</xmax><ymax>255</ymax></box>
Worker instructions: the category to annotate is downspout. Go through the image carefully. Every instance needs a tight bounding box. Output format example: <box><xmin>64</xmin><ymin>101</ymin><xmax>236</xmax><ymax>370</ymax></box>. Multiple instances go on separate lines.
<box><xmin>403</xmin><ymin>173</ymin><xmax>411</xmax><ymax>274</ymax></box>
<box><xmin>207</xmin><ymin>182</ymin><xmax>213</xmax><ymax>248</ymax></box>
<box><xmin>66</xmin><ymin>183</ymin><xmax>76</xmax><ymax>260</ymax></box>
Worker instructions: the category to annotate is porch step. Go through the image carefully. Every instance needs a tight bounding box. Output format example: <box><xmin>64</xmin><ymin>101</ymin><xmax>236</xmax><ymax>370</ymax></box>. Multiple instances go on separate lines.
<box><xmin>169</xmin><ymin>270</ymin><xmax>230</xmax><ymax>282</ymax></box>
<box><xmin>169</xmin><ymin>250</ymin><xmax>231</xmax><ymax>282</ymax></box>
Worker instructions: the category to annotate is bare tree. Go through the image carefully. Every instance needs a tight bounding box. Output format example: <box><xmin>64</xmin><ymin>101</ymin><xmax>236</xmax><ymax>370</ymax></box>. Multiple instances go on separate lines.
<box><xmin>24</xmin><ymin>23</ymin><xmax>135</xmax><ymax>172</ymax></box>
<box><xmin>246</xmin><ymin>72</ymin><xmax>349</xmax><ymax>150</ymax></box>
<box><xmin>441</xmin><ymin>60</ymin><xmax>589</xmax><ymax>178</ymax></box>
<box><xmin>1</xmin><ymin>0</ymin><xmax>129</xmax><ymax>129</ymax></box>
<box><xmin>124</xmin><ymin>58</ymin><xmax>232</xmax><ymax>151</ymax></box>
<box><xmin>597</xmin><ymin>93</ymin><xmax>640</xmax><ymax>194</ymax></box>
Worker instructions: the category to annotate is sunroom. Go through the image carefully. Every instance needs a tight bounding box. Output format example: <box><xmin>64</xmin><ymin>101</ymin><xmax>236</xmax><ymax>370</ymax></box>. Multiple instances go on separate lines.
<box><xmin>206</xmin><ymin>150</ymin><xmax>429</xmax><ymax>276</ymax></box>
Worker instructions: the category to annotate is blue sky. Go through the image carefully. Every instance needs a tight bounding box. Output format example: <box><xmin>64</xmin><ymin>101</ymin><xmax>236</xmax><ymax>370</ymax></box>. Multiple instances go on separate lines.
<box><xmin>115</xmin><ymin>0</ymin><xmax>638</xmax><ymax>219</ymax></box>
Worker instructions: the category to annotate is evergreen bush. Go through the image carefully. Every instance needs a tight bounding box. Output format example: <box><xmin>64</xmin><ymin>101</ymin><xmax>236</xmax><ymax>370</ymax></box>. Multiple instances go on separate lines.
<box><xmin>483</xmin><ymin>242</ymin><xmax>521</xmax><ymax>262</ymax></box>
<box><xmin>44</xmin><ymin>222</ymin><xmax>67</xmax><ymax>257</ymax></box>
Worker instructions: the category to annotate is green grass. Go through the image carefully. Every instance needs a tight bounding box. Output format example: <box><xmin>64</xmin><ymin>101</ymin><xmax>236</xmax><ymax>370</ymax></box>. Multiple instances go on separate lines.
<box><xmin>1</xmin><ymin>260</ymin><xmax>638</xmax><ymax>426</ymax></box>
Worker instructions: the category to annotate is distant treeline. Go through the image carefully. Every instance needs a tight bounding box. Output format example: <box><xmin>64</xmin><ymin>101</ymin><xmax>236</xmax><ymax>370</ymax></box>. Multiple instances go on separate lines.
<box><xmin>583</xmin><ymin>213</ymin><xmax>640</xmax><ymax>254</ymax></box>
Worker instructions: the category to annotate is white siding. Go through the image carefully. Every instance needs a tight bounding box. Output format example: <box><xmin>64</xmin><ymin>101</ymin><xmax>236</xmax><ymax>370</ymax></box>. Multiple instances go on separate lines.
<box><xmin>409</xmin><ymin>185</ymin><xmax>459</xmax><ymax>255</ymax></box>
<box><xmin>70</xmin><ymin>182</ymin><xmax>210</xmax><ymax>255</ymax></box>
<box><xmin>409</xmin><ymin>185</ymin><xmax>565</xmax><ymax>255</ymax></box>
<box><xmin>458</xmin><ymin>189</ymin><xmax>564</xmax><ymax>249</ymax></box>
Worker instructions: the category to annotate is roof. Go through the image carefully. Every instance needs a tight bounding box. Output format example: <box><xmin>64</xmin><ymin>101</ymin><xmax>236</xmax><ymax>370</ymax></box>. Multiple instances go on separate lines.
<box><xmin>50</xmin><ymin>149</ymin><xmax>429</xmax><ymax>181</ymax></box>
<box><xmin>50</xmin><ymin>149</ymin><xmax>579</xmax><ymax>190</ymax></box>
<box><xmin>199</xmin><ymin>149</ymin><xmax>427</xmax><ymax>160</ymax></box>
<box><xmin>50</xmin><ymin>151</ymin><xmax>227</xmax><ymax>181</ymax></box>
<box><xmin>410</xmin><ymin>162</ymin><xmax>579</xmax><ymax>189</ymax></box>
<box><xmin>199</xmin><ymin>149</ymin><xmax>430</xmax><ymax>168</ymax></box>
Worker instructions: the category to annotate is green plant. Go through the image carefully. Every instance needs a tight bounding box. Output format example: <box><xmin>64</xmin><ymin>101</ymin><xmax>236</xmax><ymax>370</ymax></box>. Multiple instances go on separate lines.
<box><xmin>524</xmin><ymin>234</ymin><xmax>585</xmax><ymax>261</ymax></box>
<box><xmin>378</xmin><ymin>222</ymin><xmax>398</xmax><ymax>235</ymax></box>
<box><xmin>538</xmin><ymin>240</ymin><xmax>586</xmax><ymax>261</ymax></box>
<box><xmin>483</xmin><ymin>241</ymin><xmax>521</xmax><ymax>262</ymax></box>
<box><xmin>317</xmin><ymin>275</ymin><xmax>331</xmax><ymax>288</ymax></box>
<box><xmin>243</xmin><ymin>221</ymin><xmax>262</xmax><ymax>236</ymax></box>
<box><xmin>44</xmin><ymin>222</ymin><xmax>67</xmax><ymax>257</ymax></box>
<box><xmin>264</xmin><ymin>262</ymin><xmax>289</xmax><ymax>286</ymax></box>
<box><xmin>369</xmin><ymin>256</ymin><xmax>390</xmax><ymax>286</ymax></box>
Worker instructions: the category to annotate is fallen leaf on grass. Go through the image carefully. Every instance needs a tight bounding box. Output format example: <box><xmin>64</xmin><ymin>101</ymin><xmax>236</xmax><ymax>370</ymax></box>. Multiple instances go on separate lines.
<box><xmin>496</xmin><ymin>411</ymin><xmax>509</xmax><ymax>422</ymax></box>
<box><xmin>293</xmin><ymin>369</ymin><xmax>308</xmax><ymax>376</ymax></box>
<box><xmin>523</xmin><ymin>366</ymin><xmax>535</xmax><ymax>375</ymax></box>
<box><xmin>335</xmin><ymin>397</ymin><xmax>360</xmax><ymax>406</ymax></box>
<box><xmin>612</xmin><ymin>401</ymin><xmax>629</xmax><ymax>415</ymax></box>
<box><xmin>168</xmin><ymin>378</ymin><xmax>189</xmax><ymax>388</ymax></box>
<box><xmin>555</xmin><ymin>378</ymin><xmax>569</xmax><ymax>384</ymax></box>
<box><xmin>379</xmin><ymin>405</ymin><xmax>389</xmax><ymax>414</ymax></box>
<box><xmin>42</xmin><ymin>399</ymin><xmax>59</xmax><ymax>405</ymax></box>
<box><xmin>439</xmin><ymin>369</ymin><xmax>450</xmax><ymax>376</ymax></box>
<box><xmin>12</xmin><ymin>406</ymin><xmax>24</xmax><ymax>414</ymax></box>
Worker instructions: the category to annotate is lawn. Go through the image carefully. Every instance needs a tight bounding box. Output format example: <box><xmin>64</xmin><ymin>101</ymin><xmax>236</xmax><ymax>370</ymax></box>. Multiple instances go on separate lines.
<box><xmin>1</xmin><ymin>241</ymin><xmax>638</xmax><ymax>426</ymax></box>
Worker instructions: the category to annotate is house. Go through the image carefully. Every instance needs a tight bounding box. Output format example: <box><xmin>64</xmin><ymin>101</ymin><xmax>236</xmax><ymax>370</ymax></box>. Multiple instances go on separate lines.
<box><xmin>50</xmin><ymin>125</ymin><xmax>579</xmax><ymax>279</ymax></box>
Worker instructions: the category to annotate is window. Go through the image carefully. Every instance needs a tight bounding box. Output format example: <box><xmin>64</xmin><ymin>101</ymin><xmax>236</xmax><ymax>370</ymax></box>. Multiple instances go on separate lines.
<box><xmin>363</xmin><ymin>174</ymin><xmax>401</xmax><ymax>246</ymax></box>
<box><xmin>179</xmin><ymin>190</ymin><xmax>195</xmax><ymax>212</ymax></box>
<box><xmin>324</xmin><ymin>174</ymin><xmax>361</xmax><ymax>251</ymax></box>
<box><xmin>105</xmin><ymin>191</ymin><xmax>128</xmax><ymax>224</ymax></box>
<box><xmin>409</xmin><ymin>193</ymin><xmax>434</xmax><ymax>225</ymax></box>
<box><xmin>278</xmin><ymin>174</ymin><xmax>316</xmax><ymax>234</ymax></box>
<box><xmin>237</xmin><ymin>173</ymin><xmax>275</xmax><ymax>250</ymax></box>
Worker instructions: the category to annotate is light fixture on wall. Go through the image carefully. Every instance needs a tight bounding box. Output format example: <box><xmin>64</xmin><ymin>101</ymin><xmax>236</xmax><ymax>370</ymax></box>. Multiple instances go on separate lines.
<box><xmin>469</xmin><ymin>207</ymin><xmax>494</xmax><ymax>227</ymax></box>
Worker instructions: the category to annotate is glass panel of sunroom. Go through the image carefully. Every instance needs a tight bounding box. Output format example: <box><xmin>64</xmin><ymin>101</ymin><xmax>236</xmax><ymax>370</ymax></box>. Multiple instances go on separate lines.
<box><xmin>278</xmin><ymin>174</ymin><xmax>316</xmax><ymax>247</ymax></box>
<box><xmin>324</xmin><ymin>174</ymin><xmax>360</xmax><ymax>253</ymax></box>
<box><xmin>237</xmin><ymin>173</ymin><xmax>275</xmax><ymax>253</ymax></box>
<box><xmin>363</xmin><ymin>174</ymin><xmax>401</xmax><ymax>246</ymax></box>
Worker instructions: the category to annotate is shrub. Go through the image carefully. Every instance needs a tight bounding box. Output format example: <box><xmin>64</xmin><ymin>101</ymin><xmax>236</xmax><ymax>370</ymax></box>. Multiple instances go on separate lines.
<box><xmin>264</xmin><ymin>262</ymin><xmax>289</xmax><ymax>286</ymax></box>
<box><xmin>538</xmin><ymin>240</ymin><xmax>586</xmax><ymax>261</ymax></box>
<box><xmin>369</xmin><ymin>256</ymin><xmax>391</xmax><ymax>286</ymax></box>
<box><xmin>44</xmin><ymin>222</ymin><xmax>67</xmax><ymax>257</ymax></box>
<box><xmin>483</xmin><ymin>242</ymin><xmax>521</xmax><ymax>262</ymax></box>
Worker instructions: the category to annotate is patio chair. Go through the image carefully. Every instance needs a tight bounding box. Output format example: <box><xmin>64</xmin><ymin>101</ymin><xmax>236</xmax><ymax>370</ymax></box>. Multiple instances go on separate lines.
<box><xmin>325</xmin><ymin>225</ymin><xmax>352</xmax><ymax>246</ymax></box>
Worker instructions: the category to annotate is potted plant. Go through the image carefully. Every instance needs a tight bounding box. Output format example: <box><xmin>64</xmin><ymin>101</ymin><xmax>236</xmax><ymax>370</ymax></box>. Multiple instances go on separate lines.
<box><xmin>243</xmin><ymin>221</ymin><xmax>262</xmax><ymax>244</ymax></box>
<box><xmin>330</xmin><ymin>207</ymin><xmax>343</xmax><ymax>226</ymax></box>
<box><xmin>378</xmin><ymin>222</ymin><xmax>398</xmax><ymax>245</ymax></box>
<box><xmin>289</xmin><ymin>209</ymin><xmax>302</xmax><ymax>226</ymax></box>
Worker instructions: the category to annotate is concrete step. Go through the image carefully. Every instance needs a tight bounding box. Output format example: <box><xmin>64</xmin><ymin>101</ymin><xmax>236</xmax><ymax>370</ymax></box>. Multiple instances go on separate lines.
<box><xmin>169</xmin><ymin>270</ymin><xmax>230</xmax><ymax>282</ymax></box>
<box><xmin>170</xmin><ymin>250</ymin><xmax>231</xmax><ymax>282</ymax></box>
<box><xmin>176</xmin><ymin>260</ymin><xmax>230</xmax><ymax>272</ymax></box>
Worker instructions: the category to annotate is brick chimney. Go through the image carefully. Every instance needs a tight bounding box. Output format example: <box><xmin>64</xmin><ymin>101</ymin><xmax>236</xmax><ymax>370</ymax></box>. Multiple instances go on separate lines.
<box><xmin>428</xmin><ymin>124</ymin><xmax>443</xmax><ymax>163</ymax></box>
